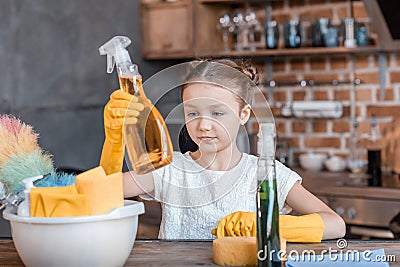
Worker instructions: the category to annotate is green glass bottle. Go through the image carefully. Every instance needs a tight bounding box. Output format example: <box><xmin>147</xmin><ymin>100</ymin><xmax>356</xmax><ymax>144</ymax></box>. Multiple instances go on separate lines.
<box><xmin>256</xmin><ymin>123</ymin><xmax>281</xmax><ymax>267</ymax></box>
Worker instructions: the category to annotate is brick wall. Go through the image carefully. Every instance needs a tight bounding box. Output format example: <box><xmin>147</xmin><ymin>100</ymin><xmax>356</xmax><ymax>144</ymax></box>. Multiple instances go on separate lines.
<box><xmin>249</xmin><ymin>0</ymin><xmax>400</xmax><ymax>166</ymax></box>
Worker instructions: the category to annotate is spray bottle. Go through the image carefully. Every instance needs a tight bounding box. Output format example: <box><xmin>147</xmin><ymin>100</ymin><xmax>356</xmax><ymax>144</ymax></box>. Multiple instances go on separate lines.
<box><xmin>17</xmin><ymin>175</ymin><xmax>45</xmax><ymax>217</ymax></box>
<box><xmin>99</xmin><ymin>36</ymin><xmax>173</xmax><ymax>174</ymax></box>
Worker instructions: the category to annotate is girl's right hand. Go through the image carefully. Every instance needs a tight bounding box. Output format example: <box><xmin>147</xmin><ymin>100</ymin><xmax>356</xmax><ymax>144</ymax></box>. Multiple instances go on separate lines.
<box><xmin>104</xmin><ymin>90</ymin><xmax>144</xmax><ymax>144</ymax></box>
<box><xmin>211</xmin><ymin>211</ymin><xmax>256</xmax><ymax>238</ymax></box>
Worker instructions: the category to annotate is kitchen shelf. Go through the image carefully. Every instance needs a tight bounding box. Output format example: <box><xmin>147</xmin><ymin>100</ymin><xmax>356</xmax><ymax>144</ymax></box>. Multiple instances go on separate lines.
<box><xmin>201</xmin><ymin>46</ymin><xmax>380</xmax><ymax>58</ymax></box>
<box><xmin>198</xmin><ymin>0</ymin><xmax>278</xmax><ymax>4</ymax></box>
<box><xmin>144</xmin><ymin>46</ymin><xmax>380</xmax><ymax>60</ymax></box>
<box><xmin>197</xmin><ymin>0</ymin><xmax>349</xmax><ymax>3</ymax></box>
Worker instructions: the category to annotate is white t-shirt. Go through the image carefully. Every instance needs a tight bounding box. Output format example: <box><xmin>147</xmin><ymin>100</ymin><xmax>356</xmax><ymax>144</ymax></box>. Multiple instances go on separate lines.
<box><xmin>143</xmin><ymin>151</ymin><xmax>302</xmax><ymax>240</ymax></box>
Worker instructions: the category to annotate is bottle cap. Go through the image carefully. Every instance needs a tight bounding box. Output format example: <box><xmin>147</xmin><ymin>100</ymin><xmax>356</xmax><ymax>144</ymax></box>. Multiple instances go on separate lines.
<box><xmin>257</xmin><ymin>123</ymin><xmax>275</xmax><ymax>157</ymax></box>
<box><xmin>99</xmin><ymin>36</ymin><xmax>132</xmax><ymax>74</ymax></box>
<box><xmin>22</xmin><ymin>175</ymin><xmax>43</xmax><ymax>190</ymax></box>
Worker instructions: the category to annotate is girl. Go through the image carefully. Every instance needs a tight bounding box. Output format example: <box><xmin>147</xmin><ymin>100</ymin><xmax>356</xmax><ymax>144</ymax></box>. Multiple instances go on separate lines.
<box><xmin>100</xmin><ymin>59</ymin><xmax>345</xmax><ymax>240</ymax></box>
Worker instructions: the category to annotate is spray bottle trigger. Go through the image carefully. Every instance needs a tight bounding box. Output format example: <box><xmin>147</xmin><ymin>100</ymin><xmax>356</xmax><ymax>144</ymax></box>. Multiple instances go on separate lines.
<box><xmin>107</xmin><ymin>54</ymin><xmax>115</xmax><ymax>74</ymax></box>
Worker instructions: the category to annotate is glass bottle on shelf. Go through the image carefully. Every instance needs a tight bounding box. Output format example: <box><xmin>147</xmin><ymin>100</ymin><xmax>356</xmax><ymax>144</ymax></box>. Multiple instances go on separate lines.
<box><xmin>216</xmin><ymin>11</ymin><xmax>234</xmax><ymax>52</ymax></box>
<box><xmin>232</xmin><ymin>9</ymin><xmax>245</xmax><ymax>51</ymax></box>
<box><xmin>265</xmin><ymin>20</ymin><xmax>279</xmax><ymax>49</ymax></box>
<box><xmin>244</xmin><ymin>8</ymin><xmax>258</xmax><ymax>51</ymax></box>
<box><xmin>256</xmin><ymin>123</ymin><xmax>281</xmax><ymax>267</ymax></box>
<box><xmin>367</xmin><ymin>116</ymin><xmax>382</xmax><ymax>187</ymax></box>
<box><xmin>348</xmin><ymin>119</ymin><xmax>366</xmax><ymax>174</ymax></box>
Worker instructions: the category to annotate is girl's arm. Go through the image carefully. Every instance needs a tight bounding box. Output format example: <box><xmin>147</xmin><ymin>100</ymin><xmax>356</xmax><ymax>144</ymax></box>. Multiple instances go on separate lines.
<box><xmin>122</xmin><ymin>171</ymin><xmax>154</xmax><ymax>198</ymax></box>
<box><xmin>285</xmin><ymin>181</ymin><xmax>346</xmax><ymax>240</ymax></box>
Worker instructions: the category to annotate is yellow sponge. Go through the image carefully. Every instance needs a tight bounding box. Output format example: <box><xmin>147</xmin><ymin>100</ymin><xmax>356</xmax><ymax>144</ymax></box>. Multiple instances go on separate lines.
<box><xmin>213</xmin><ymin>237</ymin><xmax>287</xmax><ymax>266</ymax></box>
<box><xmin>213</xmin><ymin>237</ymin><xmax>257</xmax><ymax>266</ymax></box>
<box><xmin>75</xmin><ymin>166</ymin><xmax>124</xmax><ymax>215</ymax></box>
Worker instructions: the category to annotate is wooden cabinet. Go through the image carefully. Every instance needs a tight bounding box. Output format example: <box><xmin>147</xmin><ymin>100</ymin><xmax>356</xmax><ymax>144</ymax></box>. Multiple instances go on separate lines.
<box><xmin>141</xmin><ymin>0</ymin><xmax>226</xmax><ymax>59</ymax></box>
<box><xmin>141</xmin><ymin>1</ymin><xmax>194</xmax><ymax>58</ymax></box>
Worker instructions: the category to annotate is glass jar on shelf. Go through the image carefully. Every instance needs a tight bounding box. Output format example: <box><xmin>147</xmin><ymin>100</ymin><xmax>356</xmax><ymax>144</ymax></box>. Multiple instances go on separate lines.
<box><xmin>347</xmin><ymin>119</ymin><xmax>366</xmax><ymax>174</ymax></box>
<box><xmin>216</xmin><ymin>11</ymin><xmax>234</xmax><ymax>52</ymax></box>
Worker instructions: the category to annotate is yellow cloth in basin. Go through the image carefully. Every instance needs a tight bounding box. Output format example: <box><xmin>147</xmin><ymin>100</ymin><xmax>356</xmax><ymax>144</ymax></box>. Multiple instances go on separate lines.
<box><xmin>75</xmin><ymin>166</ymin><xmax>124</xmax><ymax>215</ymax></box>
<box><xmin>30</xmin><ymin>185</ymin><xmax>89</xmax><ymax>217</ymax></box>
<box><xmin>211</xmin><ymin>211</ymin><xmax>324</xmax><ymax>243</ymax></box>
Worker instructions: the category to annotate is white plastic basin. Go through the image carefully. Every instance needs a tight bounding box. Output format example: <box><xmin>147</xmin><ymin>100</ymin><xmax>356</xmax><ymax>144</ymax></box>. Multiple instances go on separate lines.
<box><xmin>3</xmin><ymin>200</ymin><xmax>144</xmax><ymax>267</ymax></box>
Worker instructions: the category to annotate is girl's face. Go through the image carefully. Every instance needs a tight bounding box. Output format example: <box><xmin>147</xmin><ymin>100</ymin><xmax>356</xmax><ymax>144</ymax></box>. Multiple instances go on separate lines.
<box><xmin>182</xmin><ymin>83</ymin><xmax>250</xmax><ymax>154</ymax></box>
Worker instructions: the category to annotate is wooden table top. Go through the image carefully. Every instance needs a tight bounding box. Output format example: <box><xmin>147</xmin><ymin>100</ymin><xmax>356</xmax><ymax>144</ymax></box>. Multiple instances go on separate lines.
<box><xmin>1</xmin><ymin>239</ymin><xmax>399</xmax><ymax>266</ymax></box>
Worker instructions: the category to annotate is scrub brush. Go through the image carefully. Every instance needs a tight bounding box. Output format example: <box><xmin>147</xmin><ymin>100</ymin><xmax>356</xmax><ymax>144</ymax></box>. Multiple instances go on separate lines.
<box><xmin>34</xmin><ymin>171</ymin><xmax>76</xmax><ymax>187</ymax></box>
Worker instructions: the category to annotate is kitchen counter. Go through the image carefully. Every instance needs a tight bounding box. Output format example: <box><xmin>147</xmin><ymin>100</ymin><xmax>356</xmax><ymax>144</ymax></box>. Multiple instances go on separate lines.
<box><xmin>296</xmin><ymin>169</ymin><xmax>400</xmax><ymax>201</ymax></box>
<box><xmin>0</xmin><ymin>239</ymin><xmax>399</xmax><ymax>266</ymax></box>
<box><xmin>296</xmin><ymin>168</ymin><xmax>400</xmax><ymax>239</ymax></box>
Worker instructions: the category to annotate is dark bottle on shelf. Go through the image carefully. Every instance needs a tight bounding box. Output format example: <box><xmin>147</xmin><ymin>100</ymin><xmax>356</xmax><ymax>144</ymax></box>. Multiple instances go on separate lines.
<box><xmin>265</xmin><ymin>20</ymin><xmax>279</xmax><ymax>49</ymax></box>
<box><xmin>283</xmin><ymin>20</ymin><xmax>301</xmax><ymax>48</ymax></box>
<box><xmin>367</xmin><ymin>117</ymin><xmax>382</xmax><ymax>187</ymax></box>
<box><xmin>256</xmin><ymin>123</ymin><xmax>281</xmax><ymax>267</ymax></box>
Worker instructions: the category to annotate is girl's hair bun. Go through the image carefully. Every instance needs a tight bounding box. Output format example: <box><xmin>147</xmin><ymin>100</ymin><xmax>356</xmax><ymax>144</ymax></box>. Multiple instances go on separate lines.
<box><xmin>243</xmin><ymin>64</ymin><xmax>259</xmax><ymax>85</ymax></box>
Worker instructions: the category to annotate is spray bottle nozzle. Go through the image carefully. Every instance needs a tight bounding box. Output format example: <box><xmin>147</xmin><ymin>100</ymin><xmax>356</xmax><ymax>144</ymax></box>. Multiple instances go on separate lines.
<box><xmin>99</xmin><ymin>36</ymin><xmax>132</xmax><ymax>74</ymax></box>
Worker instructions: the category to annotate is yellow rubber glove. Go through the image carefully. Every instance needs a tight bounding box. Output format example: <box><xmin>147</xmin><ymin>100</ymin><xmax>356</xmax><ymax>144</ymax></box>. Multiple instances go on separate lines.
<box><xmin>211</xmin><ymin>211</ymin><xmax>324</xmax><ymax>243</ymax></box>
<box><xmin>100</xmin><ymin>90</ymin><xmax>144</xmax><ymax>175</ymax></box>
<box><xmin>212</xmin><ymin>211</ymin><xmax>256</xmax><ymax>238</ymax></box>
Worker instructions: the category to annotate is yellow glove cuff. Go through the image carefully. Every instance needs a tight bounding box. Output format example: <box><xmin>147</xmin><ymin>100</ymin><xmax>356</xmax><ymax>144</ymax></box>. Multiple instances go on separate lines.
<box><xmin>280</xmin><ymin>213</ymin><xmax>324</xmax><ymax>243</ymax></box>
<box><xmin>100</xmin><ymin>138</ymin><xmax>124</xmax><ymax>175</ymax></box>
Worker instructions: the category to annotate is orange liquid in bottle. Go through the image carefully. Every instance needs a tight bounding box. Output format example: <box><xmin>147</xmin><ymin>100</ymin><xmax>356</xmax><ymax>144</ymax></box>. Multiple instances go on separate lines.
<box><xmin>119</xmin><ymin>76</ymin><xmax>173</xmax><ymax>174</ymax></box>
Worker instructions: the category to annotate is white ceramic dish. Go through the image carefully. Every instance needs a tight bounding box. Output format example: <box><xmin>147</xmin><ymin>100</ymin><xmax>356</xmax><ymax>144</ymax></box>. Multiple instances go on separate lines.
<box><xmin>3</xmin><ymin>200</ymin><xmax>144</xmax><ymax>267</ymax></box>
<box><xmin>324</xmin><ymin>156</ymin><xmax>347</xmax><ymax>172</ymax></box>
<box><xmin>299</xmin><ymin>153</ymin><xmax>327</xmax><ymax>171</ymax></box>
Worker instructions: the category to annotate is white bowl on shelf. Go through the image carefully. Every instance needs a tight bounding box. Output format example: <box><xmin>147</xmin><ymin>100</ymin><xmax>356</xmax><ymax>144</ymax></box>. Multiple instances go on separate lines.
<box><xmin>3</xmin><ymin>200</ymin><xmax>144</xmax><ymax>267</ymax></box>
<box><xmin>324</xmin><ymin>156</ymin><xmax>347</xmax><ymax>172</ymax></box>
<box><xmin>299</xmin><ymin>153</ymin><xmax>327</xmax><ymax>171</ymax></box>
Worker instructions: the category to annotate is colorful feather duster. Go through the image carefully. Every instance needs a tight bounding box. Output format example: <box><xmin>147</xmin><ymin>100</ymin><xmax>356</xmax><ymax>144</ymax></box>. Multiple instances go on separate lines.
<box><xmin>0</xmin><ymin>150</ymin><xmax>54</xmax><ymax>194</ymax></box>
<box><xmin>0</xmin><ymin>115</ymin><xmax>55</xmax><ymax>195</ymax></box>
<box><xmin>0</xmin><ymin>115</ymin><xmax>40</xmax><ymax>166</ymax></box>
